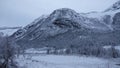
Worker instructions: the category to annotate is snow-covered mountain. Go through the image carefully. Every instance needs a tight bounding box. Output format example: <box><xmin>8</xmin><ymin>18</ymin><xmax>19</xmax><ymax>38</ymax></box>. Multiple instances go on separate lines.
<box><xmin>105</xmin><ymin>0</ymin><xmax>120</xmax><ymax>12</ymax></box>
<box><xmin>12</xmin><ymin>0</ymin><xmax>120</xmax><ymax>48</ymax></box>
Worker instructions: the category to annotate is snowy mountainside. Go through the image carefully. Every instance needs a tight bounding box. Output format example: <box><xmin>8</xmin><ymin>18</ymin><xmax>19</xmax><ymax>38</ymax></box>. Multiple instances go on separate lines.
<box><xmin>105</xmin><ymin>0</ymin><xmax>120</xmax><ymax>12</ymax></box>
<box><xmin>12</xmin><ymin>1</ymin><xmax>120</xmax><ymax>48</ymax></box>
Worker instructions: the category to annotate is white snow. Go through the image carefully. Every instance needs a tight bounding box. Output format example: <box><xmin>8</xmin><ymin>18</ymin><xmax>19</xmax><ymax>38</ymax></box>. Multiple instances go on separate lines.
<box><xmin>16</xmin><ymin>54</ymin><xmax>119</xmax><ymax>68</ymax></box>
<box><xmin>25</xmin><ymin>48</ymin><xmax>48</xmax><ymax>54</ymax></box>
<box><xmin>103</xmin><ymin>45</ymin><xmax>120</xmax><ymax>51</ymax></box>
<box><xmin>103</xmin><ymin>46</ymin><xmax>112</xmax><ymax>49</ymax></box>
<box><xmin>83</xmin><ymin>9</ymin><xmax>120</xmax><ymax>19</ymax></box>
<box><xmin>115</xmin><ymin>46</ymin><xmax>120</xmax><ymax>51</ymax></box>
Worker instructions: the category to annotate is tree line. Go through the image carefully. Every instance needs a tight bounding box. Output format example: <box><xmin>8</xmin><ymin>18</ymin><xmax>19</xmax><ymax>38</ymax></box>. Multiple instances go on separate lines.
<box><xmin>46</xmin><ymin>45</ymin><xmax>120</xmax><ymax>58</ymax></box>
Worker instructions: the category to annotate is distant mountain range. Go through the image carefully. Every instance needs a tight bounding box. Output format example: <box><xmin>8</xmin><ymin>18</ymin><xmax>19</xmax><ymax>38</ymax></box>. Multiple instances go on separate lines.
<box><xmin>0</xmin><ymin>27</ymin><xmax>21</xmax><ymax>36</ymax></box>
<box><xmin>11</xmin><ymin>0</ymin><xmax>120</xmax><ymax>48</ymax></box>
<box><xmin>0</xmin><ymin>27</ymin><xmax>21</xmax><ymax>30</ymax></box>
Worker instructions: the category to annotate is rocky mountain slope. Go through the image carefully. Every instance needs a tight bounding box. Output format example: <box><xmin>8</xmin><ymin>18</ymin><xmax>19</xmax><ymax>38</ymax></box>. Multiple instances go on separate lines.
<box><xmin>12</xmin><ymin>0</ymin><xmax>120</xmax><ymax>48</ymax></box>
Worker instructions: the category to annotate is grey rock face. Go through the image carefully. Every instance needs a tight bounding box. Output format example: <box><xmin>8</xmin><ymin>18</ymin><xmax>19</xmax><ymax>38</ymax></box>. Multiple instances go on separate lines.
<box><xmin>102</xmin><ymin>15</ymin><xmax>111</xmax><ymax>25</ymax></box>
<box><xmin>112</xmin><ymin>12</ymin><xmax>120</xmax><ymax>30</ymax></box>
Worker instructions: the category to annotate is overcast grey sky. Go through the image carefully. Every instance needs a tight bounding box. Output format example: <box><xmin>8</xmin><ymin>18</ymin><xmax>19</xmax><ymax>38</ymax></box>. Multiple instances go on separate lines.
<box><xmin>0</xmin><ymin>0</ymin><xmax>117</xmax><ymax>27</ymax></box>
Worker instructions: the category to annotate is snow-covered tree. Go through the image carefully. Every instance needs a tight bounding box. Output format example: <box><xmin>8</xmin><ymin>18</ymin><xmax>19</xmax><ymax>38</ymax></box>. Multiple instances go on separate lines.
<box><xmin>0</xmin><ymin>35</ymin><xmax>18</xmax><ymax>68</ymax></box>
<box><xmin>107</xmin><ymin>46</ymin><xmax>120</xmax><ymax>58</ymax></box>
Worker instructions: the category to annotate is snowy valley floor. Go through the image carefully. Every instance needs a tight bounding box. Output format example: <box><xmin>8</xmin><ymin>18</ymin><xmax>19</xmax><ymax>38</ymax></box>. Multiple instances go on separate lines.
<box><xmin>16</xmin><ymin>54</ymin><xmax>120</xmax><ymax>68</ymax></box>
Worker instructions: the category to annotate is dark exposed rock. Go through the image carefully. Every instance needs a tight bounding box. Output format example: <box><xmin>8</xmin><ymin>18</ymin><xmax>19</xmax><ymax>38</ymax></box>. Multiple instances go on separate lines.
<box><xmin>112</xmin><ymin>12</ymin><xmax>120</xmax><ymax>30</ymax></box>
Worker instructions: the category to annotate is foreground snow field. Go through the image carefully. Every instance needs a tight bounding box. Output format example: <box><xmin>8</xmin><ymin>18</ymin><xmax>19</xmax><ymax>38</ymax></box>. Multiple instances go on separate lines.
<box><xmin>16</xmin><ymin>54</ymin><xmax>120</xmax><ymax>68</ymax></box>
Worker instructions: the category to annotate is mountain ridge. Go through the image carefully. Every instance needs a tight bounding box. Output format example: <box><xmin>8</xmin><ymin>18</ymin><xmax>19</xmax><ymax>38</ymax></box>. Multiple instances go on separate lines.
<box><xmin>12</xmin><ymin>1</ymin><xmax>120</xmax><ymax>48</ymax></box>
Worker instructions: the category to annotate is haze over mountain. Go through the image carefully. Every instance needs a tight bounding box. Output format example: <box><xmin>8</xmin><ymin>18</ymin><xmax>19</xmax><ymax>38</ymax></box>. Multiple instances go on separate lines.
<box><xmin>11</xmin><ymin>0</ymin><xmax>120</xmax><ymax>48</ymax></box>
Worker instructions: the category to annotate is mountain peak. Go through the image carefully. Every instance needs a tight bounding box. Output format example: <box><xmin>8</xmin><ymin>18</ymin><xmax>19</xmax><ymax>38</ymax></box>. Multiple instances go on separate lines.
<box><xmin>53</xmin><ymin>8</ymin><xmax>76</xmax><ymax>13</ymax></box>
<box><xmin>50</xmin><ymin>8</ymin><xmax>79</xmax><ymax>18</ymax></box>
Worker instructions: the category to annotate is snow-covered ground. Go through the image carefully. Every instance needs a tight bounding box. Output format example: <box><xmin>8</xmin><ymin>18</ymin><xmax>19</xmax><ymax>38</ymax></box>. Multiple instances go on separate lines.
<box><xmin>16</xmin><ymin>54</ymin><xmax>120</xmax><ymax>68</ymax></box>
<box><xmin>103</xmin><ymin>45</ymin><xmax>120</xmax><ymax>51</ymax></box>
<box><xmin>25</xmin><ymin>48</ymin><xmax>48</xmax><ymax>54</ymax></box>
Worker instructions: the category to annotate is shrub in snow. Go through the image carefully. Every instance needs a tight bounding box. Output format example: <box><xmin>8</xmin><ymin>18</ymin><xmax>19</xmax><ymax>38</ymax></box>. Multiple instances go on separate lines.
<box><xmin>0</xmin><ymin>35</ymin><xmax>18</xmax><ymax>68</ymax></box>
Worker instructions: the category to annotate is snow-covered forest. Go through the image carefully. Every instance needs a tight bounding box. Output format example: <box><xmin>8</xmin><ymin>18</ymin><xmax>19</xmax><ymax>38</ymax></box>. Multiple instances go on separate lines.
<box><xmin>0</xmin><ymin>35</ymin><xmax>120</xmax><ymax>68</ymax></box>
